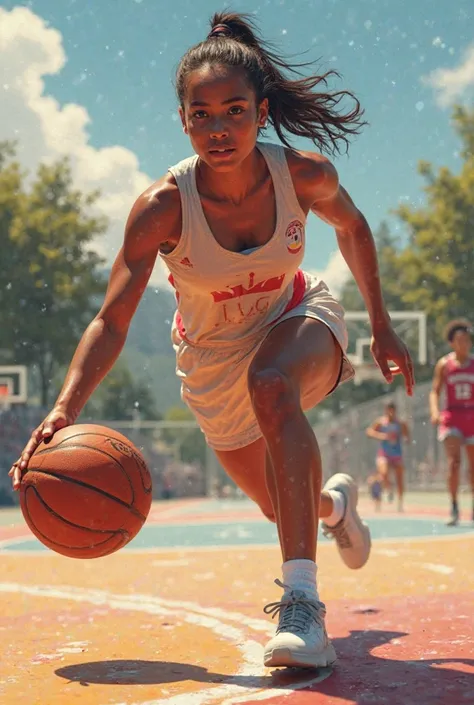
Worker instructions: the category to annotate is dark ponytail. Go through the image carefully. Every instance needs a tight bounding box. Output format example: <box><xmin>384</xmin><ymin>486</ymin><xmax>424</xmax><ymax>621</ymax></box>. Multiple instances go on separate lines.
<box><xmin>176</xmin><ymin>11</ymin><xmax>366</xmax><ymax>155</ymax></box>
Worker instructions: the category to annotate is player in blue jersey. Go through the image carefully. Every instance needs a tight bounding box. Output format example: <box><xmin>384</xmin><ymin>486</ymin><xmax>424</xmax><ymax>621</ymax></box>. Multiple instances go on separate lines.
<box><xmin>366</xmin><ymin>402</ymin><xmax>410</xmax><ymax>512</ymax></box>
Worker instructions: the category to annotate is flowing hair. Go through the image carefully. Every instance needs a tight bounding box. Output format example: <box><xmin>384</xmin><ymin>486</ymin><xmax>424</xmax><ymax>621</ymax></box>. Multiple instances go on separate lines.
<box><xmin>175</xmin><ymin>11</ymin><xmax>367</xmax><ymax>155</ymax></box>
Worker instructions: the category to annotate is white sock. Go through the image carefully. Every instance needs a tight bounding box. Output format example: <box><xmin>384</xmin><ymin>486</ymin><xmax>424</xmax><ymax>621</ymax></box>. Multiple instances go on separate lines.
<box><xmin>324</xmin><ymin>490</ymin><xmax>346</xmax><ymax>527</ymax></box>
<box><xmin>281</xmin><ymin>559</ymin><xmax>319</xmax><ymax>600</ymax></box>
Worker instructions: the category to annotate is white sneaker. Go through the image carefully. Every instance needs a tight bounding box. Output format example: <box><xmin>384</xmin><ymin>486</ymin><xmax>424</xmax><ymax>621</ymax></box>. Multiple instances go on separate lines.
<box><xmin>263</xmin><ymin>579</ymin><xmax>337</xmax><ymax>668</ymax></box>
<box><xmin>322</xmin><ymin>473</ymin><xmax>371</xmax><ymax>570</ymax></box>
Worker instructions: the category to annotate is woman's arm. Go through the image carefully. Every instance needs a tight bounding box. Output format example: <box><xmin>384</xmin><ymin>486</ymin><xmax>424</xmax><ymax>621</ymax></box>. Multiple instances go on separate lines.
<box><xmin>291</xmin><ymin>152</ymin><xmax>414</xmax><ymax>394</ymax></box>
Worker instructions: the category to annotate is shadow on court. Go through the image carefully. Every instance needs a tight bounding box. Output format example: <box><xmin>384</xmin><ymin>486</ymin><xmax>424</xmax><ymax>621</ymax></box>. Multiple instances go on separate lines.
<box><xmin>55</xmin><ymin>629</ymin><xmax>474</xmax><ymax>703</ymax></box>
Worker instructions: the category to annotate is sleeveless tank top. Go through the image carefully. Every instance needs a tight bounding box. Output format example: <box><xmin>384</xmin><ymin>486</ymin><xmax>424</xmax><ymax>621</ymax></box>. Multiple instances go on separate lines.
<box><xmin>378</xmin><ymin>417</ymin><xmax>403</xmax><ymax>457</ymax></box>
<box><xmin>160</xmin><ymin>142</ymin><xmax>309</xmax><ymax>346</ymax></box>
<box><xmin>443</xmin><ymin>352</ymin><xmax>474</xmax><ymax>411</ymax></box>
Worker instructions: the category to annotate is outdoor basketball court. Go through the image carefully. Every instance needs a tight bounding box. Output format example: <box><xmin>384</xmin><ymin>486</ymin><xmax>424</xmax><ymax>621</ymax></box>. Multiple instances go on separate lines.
<box><xmin>1</xmin><ymin>494</ymin><xmax>473</xmax><ymax>705</ymax></box>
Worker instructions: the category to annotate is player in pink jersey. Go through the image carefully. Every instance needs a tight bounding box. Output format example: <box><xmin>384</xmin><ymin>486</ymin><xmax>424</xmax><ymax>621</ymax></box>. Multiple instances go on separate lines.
<box><xmin>430</xmin><ymin>319</ymin><xmax>474</xmax><ymax>525</ymax></box>
<box><xmin>10</xmin><ymin>13</ymin><xmax>414</xmax><ymax>669</ymax></box>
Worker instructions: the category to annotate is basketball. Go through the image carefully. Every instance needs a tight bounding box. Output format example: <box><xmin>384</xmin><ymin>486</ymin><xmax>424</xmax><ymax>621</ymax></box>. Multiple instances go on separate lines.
<box><xmin>19</xmin><ymin>424</ymin><xmax>153</xmax><ymax>559</ymax></box>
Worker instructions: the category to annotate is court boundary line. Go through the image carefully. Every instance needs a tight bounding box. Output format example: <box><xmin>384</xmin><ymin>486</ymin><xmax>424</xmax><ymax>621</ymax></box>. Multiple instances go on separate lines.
<box><xmin>0</xmin><ymin>582</ymin><xmax>332</xmax><ymax>705</ymax></box>
<box><xmin>1</xmin><ymin>529</ymin><xmax>473</xmax><ymax>555</ymax></box>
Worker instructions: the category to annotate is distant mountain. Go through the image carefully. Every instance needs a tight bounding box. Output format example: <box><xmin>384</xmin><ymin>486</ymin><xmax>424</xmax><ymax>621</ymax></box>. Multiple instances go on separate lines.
<box><xmin>123</xmin><ymin>284</ymin><xmax>183</xmax><ymax>413</ymax></box>
<box><xmin>126</xmin><ymin>283</ymin><xmax>177</xmax><ymax>358</ymax></box>
<box><xmin>98</xmin><ymin>270</ymin><xmax>183</xmax><ymax>413</ymax></box>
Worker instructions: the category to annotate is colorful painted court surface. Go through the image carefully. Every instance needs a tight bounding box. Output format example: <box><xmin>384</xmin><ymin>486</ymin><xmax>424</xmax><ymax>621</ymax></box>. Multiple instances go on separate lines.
<box><xmin>1</xmin><ymin>492</ymin><xmax>473</xmax><ymax>705</ymax></box>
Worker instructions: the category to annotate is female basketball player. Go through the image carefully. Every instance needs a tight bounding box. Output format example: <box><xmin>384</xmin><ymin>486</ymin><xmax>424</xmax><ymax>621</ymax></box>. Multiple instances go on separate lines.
<box><xmin>9</xmin><ymin>13</ymin><xmax>414</xmax><ymax>669</ymax></box>
<box><xmin>430</xmin><ymin>319</ymin><xmax>474</xmax><ymax>526</ymax></box>
<box><xmin>366</xmin><ymin>402</ymin><xmax>410</xmax><ymax>512</ymax></box>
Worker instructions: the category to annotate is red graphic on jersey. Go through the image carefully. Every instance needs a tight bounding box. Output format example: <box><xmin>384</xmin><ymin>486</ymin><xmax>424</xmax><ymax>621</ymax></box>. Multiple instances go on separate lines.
<box><xmin>180</xmin><ymin>257</ymin><xmax>193</xmax><ymax>268</ymax></box>
<box><xmin>210</xmin><ymin>271</ymin><xmax>285</xmax><ymax>303</ymax></box>
<box><xmin>285</xmin><ymin>219</ymin><xmax>304</xmax><ymax>255</ymax></box>
<box><xmin>173</xmin><ymin>269</ymin><xmax>306</xmax><ymax>341</ymax></box>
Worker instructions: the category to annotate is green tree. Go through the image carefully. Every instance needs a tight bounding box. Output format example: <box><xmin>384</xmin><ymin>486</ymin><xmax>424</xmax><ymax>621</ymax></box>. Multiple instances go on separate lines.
<box><xmin>0</xmin><ymin>145</ymin><xmax>107</xmax><ymax>405</ymax></box>
<box><xmin>82</xmin><ymin>360</ymin><xmax>160</xmax><ymax>421</ymax></box>
<box><xmin>0</xmin><ymin>142</ymin><xmax>25</xmax><ymax>317</ymax></box>
<box><xmin>162</xmin><ymin>406</ymin><xmax>206</xmax><ymax>466</ymax></box>
<box><xmin>393</xmin><ymin>105</ymin><xmax>474</xmax><ymax>345</ymax></box>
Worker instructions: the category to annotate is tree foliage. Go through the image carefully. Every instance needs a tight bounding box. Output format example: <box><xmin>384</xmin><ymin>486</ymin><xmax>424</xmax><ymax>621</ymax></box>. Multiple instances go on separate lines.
<box><xmin>0</xmin><ymin>143</ymin><xmax>107</xmax><ymax>405</ymax></box>
<box><xmin>82</xmin><ymin>360</ymin><xmax>160</xmax><ymax>421</ymax></box>
<box><xmin>162</xmin><ymin>406</ymin><xmax>207</xmax><ymax>466</ymax></box>
<box><xmin>393</xmin><ymin>105</ymin><xmax>474</xmax><ymax>341</ymax></box>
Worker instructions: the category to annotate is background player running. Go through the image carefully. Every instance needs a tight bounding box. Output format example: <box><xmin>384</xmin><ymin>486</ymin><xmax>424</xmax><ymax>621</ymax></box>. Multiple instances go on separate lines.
<box><xmin>366</xmin><ymin>402</ymin><xmax>410</xmax><ymax>512</ymax></box>
<box><xmin>431</xmin><ymin>319</ymin><xmax>474</xmax><ymax>525</ymax></box>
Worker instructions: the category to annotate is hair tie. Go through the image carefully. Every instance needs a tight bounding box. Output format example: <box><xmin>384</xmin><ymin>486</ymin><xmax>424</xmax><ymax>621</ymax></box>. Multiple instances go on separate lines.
<box><xmin>209</xmin><ymin>24</ymin><xmax>232</xmax><ymax>38</ymax></box>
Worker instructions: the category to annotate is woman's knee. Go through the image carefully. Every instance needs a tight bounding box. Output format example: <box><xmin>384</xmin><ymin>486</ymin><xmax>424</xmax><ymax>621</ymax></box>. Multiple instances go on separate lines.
<box><xmin>247</xmin><ymin>365</ymin><xmax>299</xmax><ymax>429</ymax></box>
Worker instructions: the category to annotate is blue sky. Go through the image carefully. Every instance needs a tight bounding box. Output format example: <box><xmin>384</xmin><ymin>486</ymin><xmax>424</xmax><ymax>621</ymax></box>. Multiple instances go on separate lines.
<box><xmin>1</xmin><ymin>0</ymin><xmax>473</xmax><ymax>289</ymax></box>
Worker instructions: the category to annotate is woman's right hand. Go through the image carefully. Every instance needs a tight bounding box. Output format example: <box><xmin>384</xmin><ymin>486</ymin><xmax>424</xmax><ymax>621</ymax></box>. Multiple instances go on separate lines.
<box><xmin>9</xmin><ymin>407</ymin><xmax>72</xmax><ymax>491</ymax></box>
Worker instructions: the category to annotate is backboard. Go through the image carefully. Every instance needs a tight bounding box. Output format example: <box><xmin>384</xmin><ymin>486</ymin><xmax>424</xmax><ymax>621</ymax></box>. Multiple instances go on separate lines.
<box><xmin>345</xmin><ymin>311</ymin><xmax>427</xmax><ymax>384</ymax></box>
<box><xmin>0</xmin><ymin>365</ymin><xmax>28</xmax><ymax>409</ymax></box>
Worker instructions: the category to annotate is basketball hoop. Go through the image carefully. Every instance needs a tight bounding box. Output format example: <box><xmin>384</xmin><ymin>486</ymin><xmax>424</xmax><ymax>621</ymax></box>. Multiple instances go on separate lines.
<box><xmin>344</xmin><ymin>310</ymin><xmax>427</xmax><ymax>385</ymax></box>
<box><xmin>353</xmin><ymin>363</ymin><xmax>381</xmax><ymax>385</ymax></box>
<box><xmin>0</xmin><ymin>365</ymin><xmax>28</xmax><ymax>407</ymax></box>
<box><xmin>351</xmin><ymin>362</ymin><xmax>405</xmax><ymax>386</ymax></box>
<box><xmin>0</xmin><ymin>380</ymin><xmax>12</xmax><ymax>411</ymax></box>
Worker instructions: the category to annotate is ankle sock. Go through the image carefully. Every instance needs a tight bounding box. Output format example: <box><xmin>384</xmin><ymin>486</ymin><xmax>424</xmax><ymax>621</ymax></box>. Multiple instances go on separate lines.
<box><xmin>281</xmin><ymin>559</ymin><xmax>319</xmax><ymax>600</ymax></box>
<box><xmin>324</xmin><ymin>490</ymin><xmax>346</xmax><ymax>527</ymax></box>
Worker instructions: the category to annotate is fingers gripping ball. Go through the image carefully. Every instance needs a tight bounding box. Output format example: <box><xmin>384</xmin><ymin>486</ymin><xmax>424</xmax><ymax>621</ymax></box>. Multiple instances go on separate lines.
<box><xmin>19</xmin><ymin>424</ymin><xmax>152</xmax><ymax>558</ymax></box>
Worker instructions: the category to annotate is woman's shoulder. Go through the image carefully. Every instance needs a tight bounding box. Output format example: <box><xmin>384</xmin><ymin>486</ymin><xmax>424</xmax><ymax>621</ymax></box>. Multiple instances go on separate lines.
<box><xmin>282</xmin><ymin>145</ymin><xmax>338</xmax><ymax>202</ymax></box>
<box><xmin>127</xmin><ymin>172</ymin><xmax>182</xmax><ymax>238</ymax></box>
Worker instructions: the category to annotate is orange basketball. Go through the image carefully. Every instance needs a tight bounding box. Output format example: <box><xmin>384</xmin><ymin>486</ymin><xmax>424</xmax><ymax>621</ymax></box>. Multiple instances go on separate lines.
<box><xmin>19</xmin><ymin>424</ymin><xmax>152</xmax><ymax>558</ymax></box>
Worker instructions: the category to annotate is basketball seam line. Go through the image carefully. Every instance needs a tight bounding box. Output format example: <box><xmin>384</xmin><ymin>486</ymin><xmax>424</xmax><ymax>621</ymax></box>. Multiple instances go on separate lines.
<box><xmin>25</xmin><ymin>469</ymin><xmax>147</xmax><ymax>522</ymax></box>
<box><xmin>22</xmin><ymin>486</ymin><xmax>130</xmax><ymax>556</ymax></box>
<box><xmin>35</xmin><ymin>443</ymin><xmax>135</xmax><ymax>500</ymax></box>
<box><xmin>35</xmin><ymin>439</ymin><xmax>152</xmax><ymax>495</ymax></box>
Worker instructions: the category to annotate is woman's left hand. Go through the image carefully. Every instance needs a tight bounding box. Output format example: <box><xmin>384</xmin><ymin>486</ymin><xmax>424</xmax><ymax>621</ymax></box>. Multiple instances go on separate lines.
<box><xmin>370</xmin><ymin>325</ymin><xmax>415</xmax><ymax>396</ymax></box>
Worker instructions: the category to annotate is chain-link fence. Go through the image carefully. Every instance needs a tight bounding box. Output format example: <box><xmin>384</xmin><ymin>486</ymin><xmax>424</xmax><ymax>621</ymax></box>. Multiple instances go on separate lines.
<box><xmin>313</xmin><ymin>381</ymin><xmax>450</xmax><ymax>490</ymax></box>
<box><xmin>0</xmin><ymin>381</ymin><xmax>464</xmax><ymax>507</ymax></box>
<box><xmin>0</xmin><ymin>411</ymin><xmax>212</xmax><ymax>506</ymax></box>
<box><xmin>0</xmin><ymin>406</ymin><xmax>44</xmax><ymax>505</ymax></box>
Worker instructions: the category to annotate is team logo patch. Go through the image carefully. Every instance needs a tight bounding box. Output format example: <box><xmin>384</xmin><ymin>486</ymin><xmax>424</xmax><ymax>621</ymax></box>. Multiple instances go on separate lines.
<box><xmin>285</xmin><ymin>220</ymin><xmax>304</xmax><ymax>255</ymax></box>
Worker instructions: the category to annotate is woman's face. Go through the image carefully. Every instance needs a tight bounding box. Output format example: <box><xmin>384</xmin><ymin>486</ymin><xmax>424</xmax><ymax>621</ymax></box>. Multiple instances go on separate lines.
<box><xmin>179</xmin><ymin>63</ymin><xmax>268</xmax><ymax>172</ymax></box>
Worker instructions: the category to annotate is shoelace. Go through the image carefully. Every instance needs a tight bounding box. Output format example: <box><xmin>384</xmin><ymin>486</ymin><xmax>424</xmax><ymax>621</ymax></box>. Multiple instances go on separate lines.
<box><xmin>263</xmin><ymin>579</ymin><xmax>326</xmax><ymax>636</ymax></box>
<box><xmin>322</xmin><ymin>521</ymin><xmax>352</xmax><ymax>549</ymax></box>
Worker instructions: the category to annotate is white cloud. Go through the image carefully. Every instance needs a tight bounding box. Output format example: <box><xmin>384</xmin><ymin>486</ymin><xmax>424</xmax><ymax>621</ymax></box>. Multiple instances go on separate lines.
<box><xmin>310</xmin><ymin>250</ymin><xmax>351</xmax><ymax>295</ymax></box>
<box><xmin>0</xmin><ymin>7</ymin><xmax>170</xmax><ymax>287</ymax></box>
<box><xmin>423</xmin><ymin>43</ymin><xmax>474</xmax><ymax>107</ymax></box>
